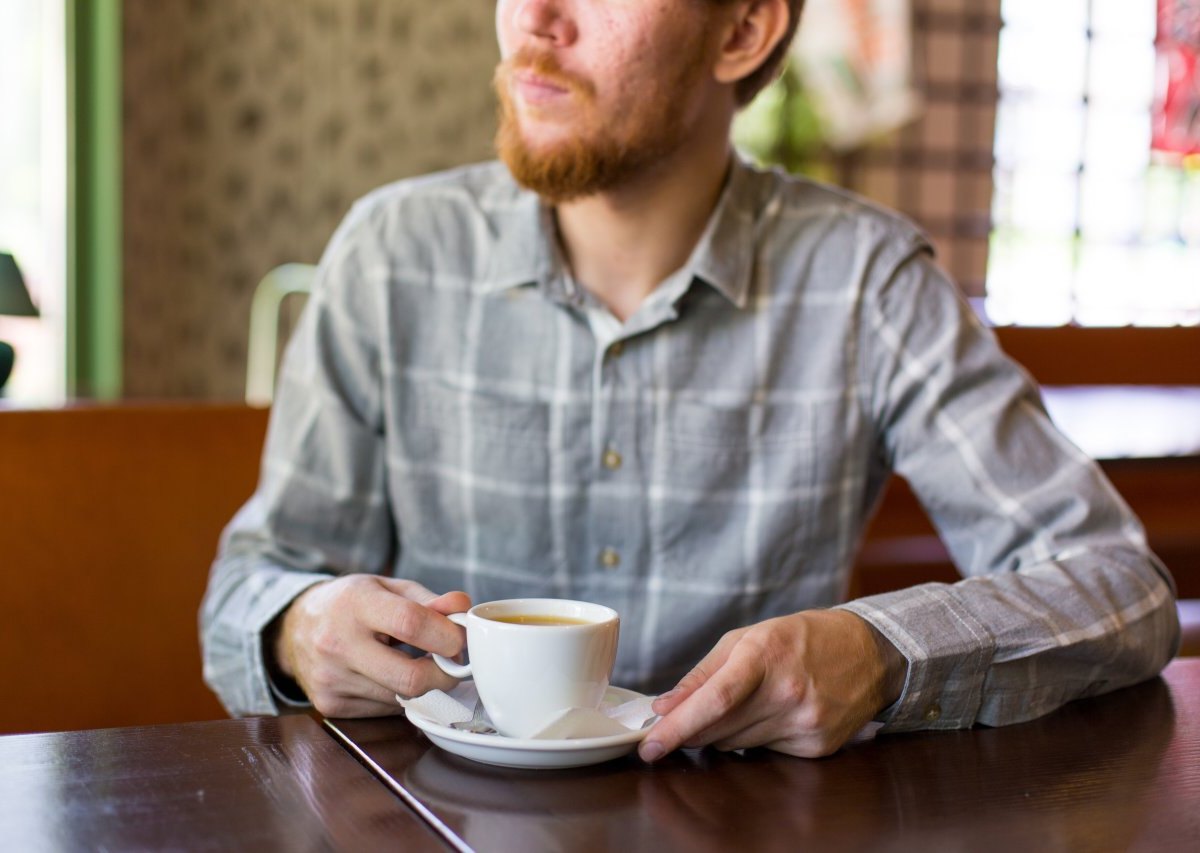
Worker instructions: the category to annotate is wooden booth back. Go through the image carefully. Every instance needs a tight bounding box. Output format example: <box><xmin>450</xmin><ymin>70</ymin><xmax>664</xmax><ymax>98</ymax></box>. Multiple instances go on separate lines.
<box><xmin>0</xmin><ymin>405</ymin><xmax>269</xmax><ymax>735</ymax></box>
<box><xmin>1</xmin><ymin>401</ymin><xmax>1192</xmax><ymax>736</ymax></box>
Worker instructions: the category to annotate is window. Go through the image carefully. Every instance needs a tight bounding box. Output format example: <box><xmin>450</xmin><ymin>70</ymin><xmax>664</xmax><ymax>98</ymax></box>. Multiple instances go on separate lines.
<box><xmin>988</xmin><ymin>0</ymin><xmax>1200</xmax><ymax>327</ymax></box>
<box><xmin>0</xmin><ymin>0</ymin><xmax>66</xmax><ymax>402</ymax></box>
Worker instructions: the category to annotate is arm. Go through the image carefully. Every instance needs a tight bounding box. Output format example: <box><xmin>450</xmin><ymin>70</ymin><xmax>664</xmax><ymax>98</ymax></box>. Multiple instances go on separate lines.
<box><xmin>642</xmin><ymin>237</ymin><xmax>1179</xmax><ymax>761</ymax></box>
<box><xmin>838</xmin><ymin>248</ymin><xmax>1180</xmax><ymax>730</ymax></box>
<box><xmin>200</xmin><ymin>205</ymin><xmax>466</xmax><ymax>717</ymax></box>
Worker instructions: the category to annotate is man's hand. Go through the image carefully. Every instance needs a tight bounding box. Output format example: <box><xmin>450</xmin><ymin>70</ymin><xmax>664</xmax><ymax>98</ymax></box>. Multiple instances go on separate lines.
<box><xmin>273</xmin><ymin>575</ymin><xmax>470</xmax><ymax>717</ymax></box>
<box><xmin>638</xmin><ymin>610</ymin><xmax>905</xmax><ymax>762</ymax></box>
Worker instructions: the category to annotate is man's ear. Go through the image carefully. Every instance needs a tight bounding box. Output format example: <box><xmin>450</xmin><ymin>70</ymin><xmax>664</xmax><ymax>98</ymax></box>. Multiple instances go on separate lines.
<box><xmin>712</xmin><ymin>0</ymin><xmax>791</xmax><ymax>87</ymax></box>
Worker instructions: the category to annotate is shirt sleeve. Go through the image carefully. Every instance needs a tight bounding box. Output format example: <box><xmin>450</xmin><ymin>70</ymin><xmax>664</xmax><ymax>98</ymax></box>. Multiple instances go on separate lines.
<box><xmin>200</xmin><ymin>203</ymin><xmax>397</xmax><ymax>717</ymax></box>
<box><xmin>839</xmin><ymin>235</ymin><xmax>1181</xmax><ymax>732</ymax></box>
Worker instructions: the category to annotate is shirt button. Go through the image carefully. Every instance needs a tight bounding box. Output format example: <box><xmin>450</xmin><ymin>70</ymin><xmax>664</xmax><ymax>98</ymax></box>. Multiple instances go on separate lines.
<box><xmin>924</xmin><ymin>703</ymin><xmax>942</xmax><ymax>722</ymax></box>
<box><xmin>598</xmin><ymin>547</ymin><xmax>621</xmax><ymax>569</ymax></box>
<box><xmin>602</xmin><ymin>448</ymin><xmax>623</xmax><ymax>470</ymax></box>
<box><xmin>608</xmin><ymin>341</ymin><xmax>625</xmax><ymax>358</ymax></box>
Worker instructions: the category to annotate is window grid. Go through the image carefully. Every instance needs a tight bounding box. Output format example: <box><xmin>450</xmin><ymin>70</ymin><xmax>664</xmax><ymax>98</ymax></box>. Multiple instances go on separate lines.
<box><xmin>988</xmin><ymin>0</ymin><xmax>1200</xmax><ymax>327</ymax></box>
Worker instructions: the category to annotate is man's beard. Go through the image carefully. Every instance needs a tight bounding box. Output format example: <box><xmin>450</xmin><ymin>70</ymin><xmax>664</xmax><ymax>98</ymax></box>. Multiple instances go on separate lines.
<box><xmin>493</xmin><ymin>49</ymin><xmax>704</xmax><ymax>203</ymax></box>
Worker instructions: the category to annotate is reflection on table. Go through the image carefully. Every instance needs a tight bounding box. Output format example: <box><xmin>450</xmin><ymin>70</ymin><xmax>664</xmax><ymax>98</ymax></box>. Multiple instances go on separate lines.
<box><xmin>0</xmin><ymin>715</ymin><xmax>447</xmax><ymax>851</ymax></box>
<box><xmin>326</xmin><ymin>659</ymin><xmax>1200</xmax><ymax>852</ymax></box>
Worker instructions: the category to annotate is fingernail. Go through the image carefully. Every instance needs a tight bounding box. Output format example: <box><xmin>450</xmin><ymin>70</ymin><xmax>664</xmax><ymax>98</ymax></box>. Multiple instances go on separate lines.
<box><xmin>640</xmin><ymin>741</ymin><xmax>665</xmax><ymax>763</ymax></box>
<box><xmin>652</xmin><ymin>689</ymin><xmax>679</xmax><ymax>710</ymax></box>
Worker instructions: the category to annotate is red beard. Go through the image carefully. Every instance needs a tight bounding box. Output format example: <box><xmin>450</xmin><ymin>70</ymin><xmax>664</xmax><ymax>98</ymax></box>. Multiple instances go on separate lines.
<box><xmin>493</xmin><ymin>47</ymin><xmax>701</xmax><ymax>202</ymax></box>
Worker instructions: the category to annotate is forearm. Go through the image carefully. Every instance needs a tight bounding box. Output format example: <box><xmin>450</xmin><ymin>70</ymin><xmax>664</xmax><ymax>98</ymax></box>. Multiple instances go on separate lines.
<box><xmin>841</xmin><ymin>544</ymin><xmax>1180</xmax><ymax>731</ymax></box>
<box><xmin>200</xmin><ymin>506</ymin><xmax>334</xmax><ymax>716</ymax></box>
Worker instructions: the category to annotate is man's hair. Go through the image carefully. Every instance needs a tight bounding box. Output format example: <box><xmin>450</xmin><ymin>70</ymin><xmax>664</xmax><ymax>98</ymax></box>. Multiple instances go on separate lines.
<box><xmin>714</xmin><ymin>0</ymin><xmax>805</xmax><ymax>106</ymax></box>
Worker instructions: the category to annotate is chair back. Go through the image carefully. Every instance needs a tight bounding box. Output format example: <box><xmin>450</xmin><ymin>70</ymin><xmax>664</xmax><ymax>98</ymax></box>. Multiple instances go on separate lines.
<box><xmin>246</xmin><ymin>263</ymin><xmax>315</xmax><ymax>405</ymax></box>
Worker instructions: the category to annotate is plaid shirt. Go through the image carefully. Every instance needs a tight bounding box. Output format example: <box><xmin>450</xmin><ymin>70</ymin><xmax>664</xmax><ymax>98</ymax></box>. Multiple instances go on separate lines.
<box><xmin>202</xmin><ymin>158</ymin><xmax>1179</xmax><ymax>728</ymax></box>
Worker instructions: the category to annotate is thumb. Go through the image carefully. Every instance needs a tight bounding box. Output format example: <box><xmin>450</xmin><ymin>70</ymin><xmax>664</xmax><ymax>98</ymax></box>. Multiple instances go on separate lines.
<box><xmin>427</xmin><ymin>590</ymin><xmax>472</xmax><ymax>615</ymax></box>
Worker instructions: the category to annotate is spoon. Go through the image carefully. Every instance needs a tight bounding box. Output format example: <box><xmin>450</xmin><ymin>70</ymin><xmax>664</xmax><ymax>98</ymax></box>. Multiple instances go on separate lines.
<box><xmin>450</xmin><ymin>699</ymin><xmax>496</xmax><ymax>735</ymax></box>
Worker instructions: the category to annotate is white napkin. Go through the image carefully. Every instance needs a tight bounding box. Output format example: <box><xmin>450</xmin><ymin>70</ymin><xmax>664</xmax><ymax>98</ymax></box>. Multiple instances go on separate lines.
<box><xmin>397</xmin><ymin>683</ymin><xmax>658</xmax><ymax>740</ymax></box>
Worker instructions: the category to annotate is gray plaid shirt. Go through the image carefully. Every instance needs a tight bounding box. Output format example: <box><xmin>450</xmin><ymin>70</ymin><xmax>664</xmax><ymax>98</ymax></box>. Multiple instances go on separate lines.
<box><xmin>202</xmin><ymin>158</ymin><xmax>1180</xmax><ymax>729</ymax></box>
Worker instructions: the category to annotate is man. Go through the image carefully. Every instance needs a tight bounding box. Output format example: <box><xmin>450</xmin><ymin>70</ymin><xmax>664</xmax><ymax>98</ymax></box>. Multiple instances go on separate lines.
<box><xmin>202</xmin><ymin>0</ymin><xmax>1180</xmax><ymax>763</ymax></box>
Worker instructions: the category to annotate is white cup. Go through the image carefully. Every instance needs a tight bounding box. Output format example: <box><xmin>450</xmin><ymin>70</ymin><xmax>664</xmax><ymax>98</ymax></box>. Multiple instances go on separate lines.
<box><xmin>432</xmin><ymin>598</ymin><xmax>620</xmax><ymax>739</ymax></box>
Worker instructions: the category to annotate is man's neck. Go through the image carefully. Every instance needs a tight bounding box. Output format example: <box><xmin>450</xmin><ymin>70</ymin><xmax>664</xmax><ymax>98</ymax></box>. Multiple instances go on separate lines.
<box><xmin>553</xmin><ymin>126</ymin><xmax>733</xmax><ymax>323</ymax></box>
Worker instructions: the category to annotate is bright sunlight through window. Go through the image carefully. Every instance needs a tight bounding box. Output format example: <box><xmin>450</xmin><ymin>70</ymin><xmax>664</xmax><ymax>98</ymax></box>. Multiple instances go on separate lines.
<box><xmin>0</xmin><ymin>0</ymin><xmax>66</xmax><ymax>402</ymax></box>
<box><xmin>987</xmin><ymin>0</ymin><xmax>1200</xmax><ymax>327</ymax></box>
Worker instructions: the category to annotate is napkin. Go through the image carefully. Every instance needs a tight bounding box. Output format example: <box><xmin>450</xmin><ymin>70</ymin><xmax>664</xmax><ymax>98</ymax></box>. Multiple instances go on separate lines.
<box><xmin>397</xmin><ymin>683</ymin><xmax>658</xmax><ymax>740</ymax></box>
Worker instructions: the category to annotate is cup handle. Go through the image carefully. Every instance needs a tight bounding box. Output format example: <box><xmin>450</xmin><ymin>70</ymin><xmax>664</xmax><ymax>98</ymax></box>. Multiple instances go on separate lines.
<box><xmin>431</xmin><ymin>612</ymin><xmax>471</xmax><ymax>679</ymax></box>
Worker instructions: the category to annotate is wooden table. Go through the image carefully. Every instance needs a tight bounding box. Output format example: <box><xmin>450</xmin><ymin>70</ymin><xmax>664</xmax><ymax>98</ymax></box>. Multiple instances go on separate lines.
<box><xmin>326</xmin><ymin>659</ymin><xmax>1200</xmax><ymax>852</ymax></box>
<box><xmin>3</xmin><ymin>663</ymin><xmax>1197</xmax><ymax>851</ymax></box>
<box><xmin>0</xmin><ymin>714</ymin><xmax>446</xmax><ymax>851</ymax></box>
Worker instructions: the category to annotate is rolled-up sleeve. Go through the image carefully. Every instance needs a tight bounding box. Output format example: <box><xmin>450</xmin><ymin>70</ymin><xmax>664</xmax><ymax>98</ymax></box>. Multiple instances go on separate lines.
<box><xmin>840</xmin><ymin>248</ymin><xmax>1181</xmax><ymax>731</ymax></box>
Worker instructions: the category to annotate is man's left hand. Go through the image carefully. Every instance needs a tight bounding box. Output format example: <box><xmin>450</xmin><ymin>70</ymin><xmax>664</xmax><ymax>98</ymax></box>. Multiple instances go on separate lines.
<box><xmin>638</xmin><ymin>610</ymin><xmax>906</xmax><ymax>762</ymax></box>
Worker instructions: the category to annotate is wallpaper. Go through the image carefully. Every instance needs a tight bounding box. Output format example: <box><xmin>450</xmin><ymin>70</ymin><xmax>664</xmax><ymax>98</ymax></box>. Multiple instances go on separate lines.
<box><xmin>122</xmin><ymin>0</ymin><xmax>499</xmax><ymax>398</ymax></box>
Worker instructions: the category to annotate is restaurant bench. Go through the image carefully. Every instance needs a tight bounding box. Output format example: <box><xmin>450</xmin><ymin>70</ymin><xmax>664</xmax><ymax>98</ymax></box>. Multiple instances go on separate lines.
<box><xmin>2</xmin><ymin>402</ymin><xmax>1193</xmax><ymax>736</ymax></box>
<box><xmin>0</xmin><ymin>404</ymin><xmax>269</xmax><ymax>734</ymax></box>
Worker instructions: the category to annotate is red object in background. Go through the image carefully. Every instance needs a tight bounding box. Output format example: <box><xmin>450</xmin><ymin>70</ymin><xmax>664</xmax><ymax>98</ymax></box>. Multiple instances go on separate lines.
<box><xmin>1153</xmin><ymin>0</ymin><xmax>1200</xmax><ymax>155</ymax></box>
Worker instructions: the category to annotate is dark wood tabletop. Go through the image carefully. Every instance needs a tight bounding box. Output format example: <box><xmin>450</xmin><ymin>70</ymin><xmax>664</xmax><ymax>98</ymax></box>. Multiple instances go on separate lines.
<box><xmin>0</xmin><ymin>714</ymin><xmax>447</xmax><ymax>851</ymax></box>
<box><xmin>326</xmin><ymin>658</ymin><xmax>1200</xmax><ymax>853</ymax></box>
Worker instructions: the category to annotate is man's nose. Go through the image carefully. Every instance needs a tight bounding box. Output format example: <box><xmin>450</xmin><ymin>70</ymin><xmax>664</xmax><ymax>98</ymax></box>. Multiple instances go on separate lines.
<box><xmin>514</xmin><ymin>0</ymin><xmax>577</xmax><ymax>46</ymax></box>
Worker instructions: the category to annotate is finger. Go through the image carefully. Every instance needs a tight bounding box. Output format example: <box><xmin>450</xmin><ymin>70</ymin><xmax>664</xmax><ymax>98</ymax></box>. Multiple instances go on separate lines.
<box><xmin>363</xmin><ymin>589</ymin><xmax>465</xmax><ymax>657</ymax></box>
<box><xmin>376</xmin><ymin>576</ymin><xmax>442</xmax><ymax>603</ymax></box>
<box><xmin>651</xmin><ymin>631</ymin><xmax>741</xmax><ymax>716</ymax></box>
<box><xmin>639</xmin><ymin>648</ymin><xmax>764</xmax><ymax>762</ymax></box>
<box><xmin>709</xmin><ymin>716</ymin><xmax>815</xmax><ymax>755</ymax></box>
<box><xmin>375</xmin><ymin>579</ymin><xmax>470</xmax><ymax>616</ymax></box>
<box><xmin>310</xmin><ymin>678</ymin><xmax>406</xmax><ymax>718</ymax></box>
<box><xmin>298</xmin><ymin>655</ymin><xmax>410</xmax><ymax>716</ymax></box>
<box><xmin>354</xmin><ymin>637</ymin><xmax>465</xmax><ymax>698</ymax></box>
<box><xmin>425</xmin><ymin>589</ymin><xmax>472</xmax><ymax>615</ymax></box>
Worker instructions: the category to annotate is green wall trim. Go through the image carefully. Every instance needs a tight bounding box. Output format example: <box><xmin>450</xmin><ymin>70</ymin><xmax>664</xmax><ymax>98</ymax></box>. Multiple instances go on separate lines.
<box><xmin>67</xmin><ymin>0</ymin><xmax>122</xmax><ymax>398</ymax></box>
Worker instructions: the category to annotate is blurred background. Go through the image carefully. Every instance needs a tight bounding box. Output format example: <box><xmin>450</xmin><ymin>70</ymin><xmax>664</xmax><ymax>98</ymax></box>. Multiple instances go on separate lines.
<box><xmin>2</xmin><ymin>0</ymin><xmax>1198</xmax><ymax>737</ymax></box>
<box><xmin>0</xmin><ymin>0</ymin><xmax>1197</xmax><ymax>403</ymax></box>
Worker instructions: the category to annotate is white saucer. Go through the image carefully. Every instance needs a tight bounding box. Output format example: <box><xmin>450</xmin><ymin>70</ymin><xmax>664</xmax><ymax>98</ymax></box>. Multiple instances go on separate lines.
<box><xmin>404</xmin><ymin>686</ymin><xmax>652</xmax><ymax>770</ymax></box>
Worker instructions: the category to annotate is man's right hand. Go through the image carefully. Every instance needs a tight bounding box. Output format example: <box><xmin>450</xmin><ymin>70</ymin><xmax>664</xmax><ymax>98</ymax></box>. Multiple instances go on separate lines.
<box><xmin>273</xmin><ymin>576</ymin><xmax>471</xmax><ymax>717</ymax></box>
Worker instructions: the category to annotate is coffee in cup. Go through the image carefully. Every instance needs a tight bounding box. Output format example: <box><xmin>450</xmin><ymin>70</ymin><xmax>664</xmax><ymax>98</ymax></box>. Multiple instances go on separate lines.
<box><xmin>432</xmin><ymin>598</ymin><xmax>619</xmax><ymax>739</ymax></box>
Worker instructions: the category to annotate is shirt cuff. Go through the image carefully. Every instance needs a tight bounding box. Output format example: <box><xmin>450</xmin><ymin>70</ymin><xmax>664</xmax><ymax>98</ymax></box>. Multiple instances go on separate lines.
<box><xmin>838</xmin><ymin>582</ymin><xmax>995</xmax><ymax>732</ymax></box>
<box><xmin>246</xmin><ymin>572</ymin><xmax>331</xmax><ymax>714</ymax></box>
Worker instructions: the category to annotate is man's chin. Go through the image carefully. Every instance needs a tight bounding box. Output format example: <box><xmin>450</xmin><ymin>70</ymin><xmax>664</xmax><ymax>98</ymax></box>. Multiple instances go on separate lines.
<box><xmin>510</xmin><ymin>123</ymin><xmax>582</xmax><ymax>157</ymax></box>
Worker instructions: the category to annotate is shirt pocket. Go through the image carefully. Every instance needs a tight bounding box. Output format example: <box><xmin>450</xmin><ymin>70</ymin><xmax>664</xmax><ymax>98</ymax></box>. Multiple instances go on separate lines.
<box><xmin>409</xmin><ymin>379</ymin><xmax>553</xmax><ymax>448</ymax></box>
<box><xmin>656</xmin><ymin>398</ymin><xmax>820</xmax><ymax>591</ymax></box>
<box><xmin>393</xmin><ymin>379</ymin><xmax>558</xmax><ymax>578</ymax></box>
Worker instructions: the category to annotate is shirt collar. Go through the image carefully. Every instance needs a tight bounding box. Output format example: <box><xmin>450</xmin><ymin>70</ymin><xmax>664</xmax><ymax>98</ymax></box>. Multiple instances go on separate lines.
<box><xmin>480</xmin><ymin>155</ymin><xmax>773</xmax><ymax>311</ymax></box>
<box><xmin>686</xmin><ymin>154</ymin><xmax>771</xmax><ymax>310</ymax></box>
<box><xmin>479</xmin><ymin>188</ymin><xmax>556</xmax><ymax>295</ymax></box>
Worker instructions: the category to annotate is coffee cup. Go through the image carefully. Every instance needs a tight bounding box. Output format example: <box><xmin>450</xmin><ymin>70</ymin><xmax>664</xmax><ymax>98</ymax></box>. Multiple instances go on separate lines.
<box><xmin>431</xmin><ymin>598</ymin><xmax>620</xmax><ymax>739</ymax></box>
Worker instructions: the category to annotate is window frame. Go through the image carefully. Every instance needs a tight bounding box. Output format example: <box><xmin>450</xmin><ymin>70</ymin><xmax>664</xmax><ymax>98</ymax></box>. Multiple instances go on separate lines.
<box><xmin>66</xmin><ymin>0</ymin><xmax>122</xmax><ymax>399</ymax></box>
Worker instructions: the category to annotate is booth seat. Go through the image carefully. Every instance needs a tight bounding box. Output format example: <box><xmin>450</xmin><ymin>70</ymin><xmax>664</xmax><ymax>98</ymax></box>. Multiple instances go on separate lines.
<box><xmin>0</xmin><ymin>404</ymin><xmax>268</xmax><ymax>735</ymax></box>
<box><xmin>1</xmin><ymin>403</ymin><xmax>1194</xmax><ymax>736</ymax></box>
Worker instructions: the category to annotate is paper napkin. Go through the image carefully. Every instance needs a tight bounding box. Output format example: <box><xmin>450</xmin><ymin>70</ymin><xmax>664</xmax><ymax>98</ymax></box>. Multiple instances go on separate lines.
<box><xmin>397</xmin><ymin>683</ymin><xmax>658</xmax><ymax>740</ymax></box>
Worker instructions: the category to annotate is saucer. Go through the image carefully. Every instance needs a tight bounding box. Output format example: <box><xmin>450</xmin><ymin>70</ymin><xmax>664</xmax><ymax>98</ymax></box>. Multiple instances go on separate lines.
<box><xmin>404</xmin><ymin>686</ymin><xmax>653</xmax><ymax>770</ymax></box>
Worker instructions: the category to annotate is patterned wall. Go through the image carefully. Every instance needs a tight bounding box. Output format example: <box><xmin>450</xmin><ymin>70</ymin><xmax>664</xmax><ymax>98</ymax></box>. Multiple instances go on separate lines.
<box><xmin>120</xmin><ymin>0</ymin><xmax>1000</xmax><ymax>399</ymax></box>
<box><xmin>847</xmin><ymin>0</ymin><xmax>1001</xmax><ymax>298</ymax></box>
<box><xmin>122</xmin><ymin>0</ymin><xmax>499</xmax><ymax>398</ymax></box>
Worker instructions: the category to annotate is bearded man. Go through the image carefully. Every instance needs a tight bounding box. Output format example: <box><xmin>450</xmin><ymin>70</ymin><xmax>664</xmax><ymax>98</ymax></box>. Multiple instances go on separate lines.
<box><xmin>202</xmin><ymin>0</ymin><xmax>1179</xmax><ymax>761</ymax></box>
